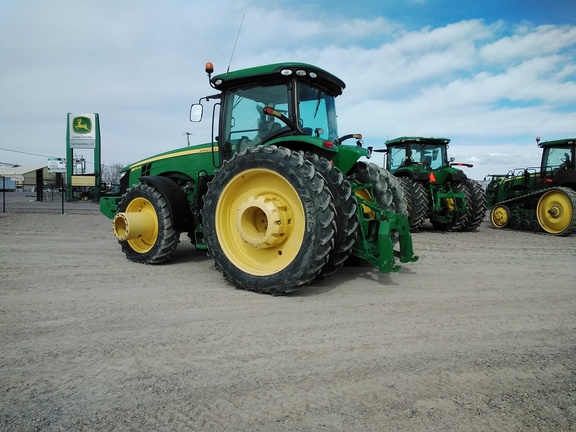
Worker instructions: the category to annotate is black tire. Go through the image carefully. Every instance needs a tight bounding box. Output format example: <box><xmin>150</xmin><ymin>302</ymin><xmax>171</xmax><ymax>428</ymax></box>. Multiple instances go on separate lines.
<box><xmin>353</xmin><ymin>162</ymin><xmax>407</xmax><ymax>215</ymax></box>
<box><xmin>431</xmin><ymin>182</ymin><xmax>468</xmax><ymax>232</ymax></box>
<box><xmin>117</xmin><ymin>182</ymin><xmax>180</xmax><ymax>264</ymax></box>
<box><xmin>398</xmin><ymin>177</ymin><xmax>429</xmax><ymax>231</ymax></box>
<box><xmin>201</xmin><ymin>145</ymin><xmax>336</xmax><ymax>295</ymax></box>
<box><xmin>462</xmin><ymin>178</ymin><xmax>487</xmax><ymax>231</ymax></box>
<box><xmin>305</xmin><ymin>153</ymin><xmax>358</xmax><ymax>277</ymax></box>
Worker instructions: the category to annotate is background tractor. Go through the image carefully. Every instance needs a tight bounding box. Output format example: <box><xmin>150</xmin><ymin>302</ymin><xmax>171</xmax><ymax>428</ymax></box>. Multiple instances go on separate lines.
<box><xmin>381</xmin><ymin>136</ymin><xmax>486</xmax><ymax>232</ymax></box>
<box><xmin>486</xmin><ymin>137</ymin><xmax>576</xmax><ymax>236</ymax></box>
<box><xmin>100</xmin><ymin>62</ymin><xmax>417</xmax><ymax>295</ymax></box>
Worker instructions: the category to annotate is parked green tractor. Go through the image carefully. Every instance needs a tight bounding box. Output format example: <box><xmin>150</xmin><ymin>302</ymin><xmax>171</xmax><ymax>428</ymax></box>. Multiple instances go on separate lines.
<box><xmin>486</xmin><ymin>137</ymin><xmax>576</xmax><ymax>235</ymax></box>
<box><xmin>381</xmin><ymin>136</ymin><xmax>486</xmax><ymax>232</ymax></box>
<box><xmin>100</xmin><ymin>62</ymin><xmax>417</xmax><ymax>295</ymax></box>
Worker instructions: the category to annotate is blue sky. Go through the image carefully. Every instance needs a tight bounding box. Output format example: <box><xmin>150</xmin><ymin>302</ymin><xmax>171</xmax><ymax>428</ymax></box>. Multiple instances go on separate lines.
<box><xmin>1</xmin><ymin>0</ymin><xmax>575</xmax><ymax>180</ymax></box>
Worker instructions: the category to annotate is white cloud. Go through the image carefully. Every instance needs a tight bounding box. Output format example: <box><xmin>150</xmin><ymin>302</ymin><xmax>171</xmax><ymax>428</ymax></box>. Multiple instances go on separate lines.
<box><xmin>0</xmin><ymin>0</ymin><xmax>574</xmax><ymax>181</ymax></box>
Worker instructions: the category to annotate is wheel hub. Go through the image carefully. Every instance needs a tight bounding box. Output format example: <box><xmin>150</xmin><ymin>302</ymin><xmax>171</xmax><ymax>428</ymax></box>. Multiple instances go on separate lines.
<box><xmin>547</xmin><ymin>205</ymin><xmax>561</xmax><ymax>218</ymax></box>
<box><xmin>236</xmin><ymin>194</ymin><xmax>293</xmax><ymax>248</ymax></box>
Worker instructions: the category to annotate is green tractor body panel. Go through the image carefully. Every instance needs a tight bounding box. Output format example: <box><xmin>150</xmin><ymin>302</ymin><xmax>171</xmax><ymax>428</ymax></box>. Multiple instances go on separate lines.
<box><xmin>100</xmin><ymin>62</ymin><xmax>417</xmax><ymax>294</ymax></box>
<box><xmin>486</xmin><ymin>138</ymin><xmax>576</xmax><ymax>235</ymax></box>
<box><xmin>384</xmin><ymin>136</ymin><xmax>485</xmax><ymax>231</ymax></box>
<box><xmin>100</xmin><ymin>143</ymin><xmax>216</xmax><ymax>219</ymax></box>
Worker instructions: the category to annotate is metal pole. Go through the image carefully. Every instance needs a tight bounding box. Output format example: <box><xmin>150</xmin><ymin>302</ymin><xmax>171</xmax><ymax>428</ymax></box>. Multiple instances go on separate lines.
<box><xmin>2</xmin><ymin>176</ymin><xmax>5</xmax><ymax>213</ymax></box>
<box><xmin>61</xmin><ymin>176</ymin><xmax>65</xmax><ymax>215</ymax></box>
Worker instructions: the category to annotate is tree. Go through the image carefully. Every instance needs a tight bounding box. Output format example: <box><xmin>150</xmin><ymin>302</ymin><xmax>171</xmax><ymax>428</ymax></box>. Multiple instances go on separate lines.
<box><xmin>101</xmin><ymin>163</ymin><xmax>124</xmax><ymax>188</ymax></box>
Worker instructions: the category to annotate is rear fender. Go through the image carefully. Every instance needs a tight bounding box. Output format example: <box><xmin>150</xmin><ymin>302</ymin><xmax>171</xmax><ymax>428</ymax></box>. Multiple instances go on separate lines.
<box><xmin>332</xmin><ymin>145</ymin><xmax>371</xmax><ymax>174</ymax></box>
<box><xmin>266</xmin><ymin>135</ymin><xmax>338</xmax><ymax>161</ymax></box>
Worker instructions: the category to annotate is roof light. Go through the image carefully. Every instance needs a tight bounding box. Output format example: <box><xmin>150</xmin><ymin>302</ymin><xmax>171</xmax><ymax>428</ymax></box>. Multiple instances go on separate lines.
<box><xmin>214</xmin><ymin>79</ymin><xmax>223</xmax><ymax>86</ymax></box>
<box><xmin>309</xmin><ymin>72</ymin><xmax>317</xmax><ymax>78</ymax></box>
<box><xmin>296</xmin><ymin>69</ymin><xmax>306</xmax><ymax>76</ymax></box>
<box><xmin>280</xmin><ymin>69</ymin><xmax>293</xmax><ymax>76</ymax></box>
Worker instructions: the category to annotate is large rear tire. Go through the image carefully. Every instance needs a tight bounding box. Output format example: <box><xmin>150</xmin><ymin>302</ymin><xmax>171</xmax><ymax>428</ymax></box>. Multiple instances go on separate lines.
<box><xmin>305</xmin><ymin>153</ymin><xmax>358</xmax><ymax>277</ymax></box>
<box><xmin>462</xmin><ymin>178</ymin><xmax>487</xmax><ymax>231</ymax></box>
<box><xmin>201</xmin><ymin>146</ymin><xmax>336</xmax><ymax>295</ymax></box>
<box><xmin>536</xmin><ymin>187</ymin><xmax>576</xmax><ymax>236</ymax></box>
<box><xmin>117</xmin><ymin>182</ymin><xmax>180</xmax><ymax>264</ymax></box>
<box><xmin>398</xmin><ymin>177</ymin><xmax>429</xmax><ymax>231</ymax></box>
<box><xmin>353</xmin><ymin>162</ymin><xmax>407</xmax><ymax>215</ymax></box>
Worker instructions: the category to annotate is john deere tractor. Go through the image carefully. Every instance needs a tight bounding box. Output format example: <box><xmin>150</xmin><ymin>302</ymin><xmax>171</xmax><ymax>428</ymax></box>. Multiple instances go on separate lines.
<box><xmin>100</xmin><ymin>62</ymin><xmax>417</xmax><ymax>295</ymax></box>
<box><xmin>487</xmin><ymin>137</ymin><xmax>576</xmax><ymax>236</ymax></box>
<box><xmin>382</xmin><ymin>136</ymin><xmax>486</xmax><ymax>232</ymax></box>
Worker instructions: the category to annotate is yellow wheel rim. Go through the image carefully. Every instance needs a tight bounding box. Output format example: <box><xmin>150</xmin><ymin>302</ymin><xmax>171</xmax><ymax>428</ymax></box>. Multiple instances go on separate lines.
<box><xmin>355</xmin><ymin>188</ymin><xmax>375</xmax><ymax>219</ymax></box>
<box><xmin>124</xmin><ymin>197</ymin><xmax>159</xmax><ymax>253</ymax></box>
<box><xmin>537</xmin><ymin>190</ymin><xmax>573</xmax><ymax>234</ymax></box>
<box><xmin>490</xmin><ymin>205</ymin><xmax>510</xmax><ymax>228</ymax></box>
<box><xmin>215</xmin><ymin>168</ymin><xmax>305</xmax><ymax>276</ymax></box>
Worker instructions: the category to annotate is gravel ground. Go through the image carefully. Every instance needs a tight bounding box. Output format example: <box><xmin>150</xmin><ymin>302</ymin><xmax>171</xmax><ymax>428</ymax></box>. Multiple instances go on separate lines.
<box><xmin>1</xmin><ymin>192</ymin><xmax>575</xmax><ymax>431</ymax></box>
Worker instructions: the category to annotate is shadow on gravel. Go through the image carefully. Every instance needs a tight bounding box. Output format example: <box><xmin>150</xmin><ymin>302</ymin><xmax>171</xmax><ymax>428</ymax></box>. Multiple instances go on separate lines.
<box><xmin>291</xmin><ymin>261</ymin><xmax>415</xmax><ymax>297</ymax></box>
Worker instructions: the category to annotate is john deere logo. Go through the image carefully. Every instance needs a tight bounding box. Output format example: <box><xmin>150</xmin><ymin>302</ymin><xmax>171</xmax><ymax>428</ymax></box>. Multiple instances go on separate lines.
<box><xmin>73</xmin><ymin>116</ymin><xmax>92</xmax><ymax>134</ymax></box>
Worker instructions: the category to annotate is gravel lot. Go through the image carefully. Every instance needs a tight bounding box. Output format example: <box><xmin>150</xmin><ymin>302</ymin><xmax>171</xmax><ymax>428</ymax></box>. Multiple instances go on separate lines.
<box><xmin>1</xmin><ymin>192</ymin><xmax>575</xmax><ymax>431</ymax></box>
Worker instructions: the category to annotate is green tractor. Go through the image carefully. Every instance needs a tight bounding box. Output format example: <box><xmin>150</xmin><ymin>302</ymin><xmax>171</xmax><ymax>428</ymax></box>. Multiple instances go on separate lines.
<box><xmin>487</xmin><ymin>137</ymin><xmax>576</xmax><ymax>236</ymax></box>
<box><xmin>381</xmin><ymin>136</ymin><xmax>486</xmax><ymax>232</ymax></box>
<box><xmin>100</xmin><ymin>62</ymin><xmax>417</xmax><ymax>295</ymax></box>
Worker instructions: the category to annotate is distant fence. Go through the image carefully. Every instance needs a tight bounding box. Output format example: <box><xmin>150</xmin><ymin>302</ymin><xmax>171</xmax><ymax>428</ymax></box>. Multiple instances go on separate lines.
<box><xmin>1</xmin><ymin>191</ymin><xmax>100</xmax><ymax>215</ymax></box>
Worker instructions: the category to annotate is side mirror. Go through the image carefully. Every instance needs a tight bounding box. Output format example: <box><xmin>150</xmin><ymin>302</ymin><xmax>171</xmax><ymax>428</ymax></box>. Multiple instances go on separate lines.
<box><xmin>190</xmin><ymin>104</ymin><xmax>203</xmax><ymax>122</ymax></box>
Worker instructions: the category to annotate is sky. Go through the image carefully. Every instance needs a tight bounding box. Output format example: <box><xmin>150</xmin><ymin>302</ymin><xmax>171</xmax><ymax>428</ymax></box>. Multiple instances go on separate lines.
<box><xmin>1</xmin><ymin>0</ymin><xmax>575</xmax><ymax>181</ymax></box>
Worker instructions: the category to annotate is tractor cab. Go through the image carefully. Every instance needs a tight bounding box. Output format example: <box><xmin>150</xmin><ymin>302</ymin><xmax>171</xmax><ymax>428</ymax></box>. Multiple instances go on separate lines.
<box><xmin>538</xmin><ymin>137</ymin><xmax>576</xmax><ymax>187</ymax></box>
<box><xmin>384</xmin><ymin>137</ymin><xmax>455</xmax><ymax>184</ymax></box>
<box><xmin>191</xmin><ymin>63</ymin><xmax>351</xmax><ymax>165</ymax></box>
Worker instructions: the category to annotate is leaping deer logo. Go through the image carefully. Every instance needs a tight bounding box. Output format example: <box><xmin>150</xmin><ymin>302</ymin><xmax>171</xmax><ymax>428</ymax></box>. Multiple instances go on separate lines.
<box><xmin>74</xmin><ymin>118</ymin><xmax>91</xmax><ymax>133</ymax></box>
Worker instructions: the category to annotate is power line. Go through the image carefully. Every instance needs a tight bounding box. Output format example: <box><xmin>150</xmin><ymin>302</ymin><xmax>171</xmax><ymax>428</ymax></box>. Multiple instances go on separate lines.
<box><xmin>0</xmin><ymin>146</ymin><xmax>113</xmax><ymax>167</ymax></box>
<box><xmin>0</xmin><ymin>146</ymin><xmax>59</xmax><ymax>159</ymax></box>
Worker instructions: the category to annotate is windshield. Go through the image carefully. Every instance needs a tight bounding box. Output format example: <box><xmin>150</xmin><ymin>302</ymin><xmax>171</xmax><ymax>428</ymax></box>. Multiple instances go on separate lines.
<box><xmin>297</xmin><ymin>83</ymin><xmax>338</xmax><ymax>141</ymax></box>
<box><xmin>388</xmin><ymin>144</ymin><xmax>447</xmax><ymax>170</ymax></box>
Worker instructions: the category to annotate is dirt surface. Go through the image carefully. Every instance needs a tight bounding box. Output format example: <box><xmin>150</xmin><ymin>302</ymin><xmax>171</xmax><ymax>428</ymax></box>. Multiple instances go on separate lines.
<box><xmin>1</xmin><ymin>195</ymin><xmax>575</xmax><ymax>431</ymax></box>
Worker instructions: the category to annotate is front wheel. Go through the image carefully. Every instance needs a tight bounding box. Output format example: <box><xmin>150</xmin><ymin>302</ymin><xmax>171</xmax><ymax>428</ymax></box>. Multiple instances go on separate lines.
<box><xmin>116</xmin><ymin>182</ymin><xmax>180</xmax><ymax>263</ymax></box>
<box><xmin>201</xmin><ymin>146</ymin><xmax>336</xmax><ymax>295</ymax></box>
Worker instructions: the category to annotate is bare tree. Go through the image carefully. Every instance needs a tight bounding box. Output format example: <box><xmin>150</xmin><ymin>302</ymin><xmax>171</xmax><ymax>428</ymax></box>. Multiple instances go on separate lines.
<box><xmin>101</xmin><ymin>163</ymin><xmax>124</xmax><ymax>188</ymax></box>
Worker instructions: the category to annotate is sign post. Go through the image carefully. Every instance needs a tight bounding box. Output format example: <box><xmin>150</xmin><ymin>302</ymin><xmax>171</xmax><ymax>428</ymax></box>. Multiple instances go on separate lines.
<box><xmin>66</xmin><ymin>113</ymin><xmax>101</xmax><ymax>201</ymax></box>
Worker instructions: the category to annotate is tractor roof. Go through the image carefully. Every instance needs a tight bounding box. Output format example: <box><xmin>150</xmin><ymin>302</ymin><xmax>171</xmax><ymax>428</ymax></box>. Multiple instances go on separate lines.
<box><xmin>385</xmin><ymin>136</ymin><xmax>451</xmax><ymax>147</ymax></box>
<box><xmin>537</xmin><ymin>137</ymin><xmax>576</xmax><ymax>148</ymax></box>
<box><xmin>211</xmin><ymin>62</ymin><xmax>346</xmax><ymax>96</ymax></box>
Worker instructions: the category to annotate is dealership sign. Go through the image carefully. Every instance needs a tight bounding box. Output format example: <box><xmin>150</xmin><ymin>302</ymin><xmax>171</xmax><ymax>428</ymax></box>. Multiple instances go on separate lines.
<box><xmin>68</xmin><ymin>113</ymin><xmax>96</xmax><ymax>148</ymax></box>
<box><xmin>48</xmin><ymin>157</ymin><xmax>67</xmax><ymax>173</ymax></box>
